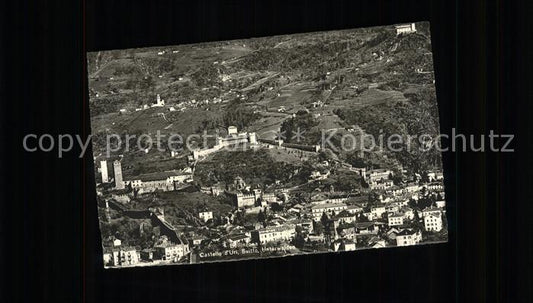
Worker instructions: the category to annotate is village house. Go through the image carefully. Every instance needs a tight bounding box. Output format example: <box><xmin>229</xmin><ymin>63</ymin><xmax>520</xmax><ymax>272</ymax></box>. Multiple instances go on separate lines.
<box><xmin>104</xmin><ymin>246</ymin><xmax>140</xmax><ymax>267</ymax></box>
<box><xmin>369</xmin><ymin>179</ymin><xmax>394</xmax><ymax>190</ymax></box>
<box><xmin>388</xmin><ymin>213</ymin><xmax>405</xmax><ymax>226</ymax></box>
<box><xmin>251</xmin><ymin>225</ymin><xmax>296</xmax><ymax>244</ymax></box>
<box><xmin>333</xmin><ymin>239</ymin><xmax>356</xmax><ymax>252</ymax></box>
<box><xmin>334</xmin><ymin>211</ymin><xmax>357</xmax><ymax>224</ymax></box>
<box><xmin>226</xmin><ymin>191</ymin><xmax>256</xmax><ymax>208</ymax></box>
<box><xmin>405</xmin><ymin>182</ymin><xmax>421</xmax><ymax>193</ymax></box>
<box><xmin>198</xmin><ymin>211</ymin><xmax>213</xmax><ymax>223</ymax></box>
<box><xmin>396</xmin><ymin>229</ymin><xmax>423</xmax><ymax>246</ymax></box>
<box><xmin>425</xmin><ymin>183</ymin><xmax>444</xmax><ymax>191</ymax></box>
<box><xmin>371</xmin><ymin>206</ymin><xmax>387</xmax><ymax>218</ymax></box>
<box><xmin>365</xmin><ymin>168</ymin><xmax>392</xmax><ymax>182</ymax></box>
<box><xmin>385</xmin><ymin>204</ymin><xmax>400</xmax><ymax>213</ymax></box>
<box><xmin>424</xmin><ymin>212</ymin><xmax>443</xmax><ymax>232</ymax></box>
<box><xmin>395</xmin><ymin>23</ymin><xmax>417</xmax><ymax>35</ymax></box>
<box><xmin>153</xmin><ymin>241</ymin><xmax>190</xmax><ymax>262</ymax></box>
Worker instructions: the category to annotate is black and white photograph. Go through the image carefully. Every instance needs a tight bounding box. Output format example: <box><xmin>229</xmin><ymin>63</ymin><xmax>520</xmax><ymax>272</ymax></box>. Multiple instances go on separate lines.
<box><xmin>88</xmin><ymin>22</ymin><xmax>448</xmax><ymax>268</ymax></box>
<box><xmin>4</xmin><ymin>0</ymin><xmax>532</xmax><ymax>301</ymax></box>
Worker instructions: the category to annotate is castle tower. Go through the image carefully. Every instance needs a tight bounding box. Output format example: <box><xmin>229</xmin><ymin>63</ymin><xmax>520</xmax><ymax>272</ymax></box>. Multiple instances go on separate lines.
<box><xmin>228</xmin><ymin>126</ymin><xmax>238</xmax><ymax>136</ymax></box>
<box><xmin>249</xmin><ymin>132</ymin><xmax>257</xmax><ymax>144</ymax></box>
<box><xmin>113</xmin><ymin>160</ymin><xmax>125</xmax><ymax>189</ymax></box>
<box><xmin>100</xmin><ymin>160</ymin><xmax>109</xmax><ymax>183</ymax></box>
<box><xmin>155</xmin><ymin>94</ymin><xmax>164</xmax><ymax>106</ymax></box>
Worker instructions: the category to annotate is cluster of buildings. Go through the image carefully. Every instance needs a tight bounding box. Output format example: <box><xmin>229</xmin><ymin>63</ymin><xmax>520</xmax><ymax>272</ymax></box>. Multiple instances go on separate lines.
<box><xmin>102</xmin><ymin>239</ymin><xmax>140</xmax><ymax>267</ymax></box>
<box><xmin>103</xmin><ymin>235</ymin><xmax>191</xmax><ymax>267</ymax></box>
<box><xmin>98</xmin><ymin>160</ymin><xmax>193</xmax><ymax>194</ymax></box>
<box><xmin>97</xmin><ymin>106</ymin><xmax>446</xmax><ymax>266</ymax></box>
<box><xmin>192</xmin><ymin>126</ymin><xmax>259</xmax><ymax>160</ymax></box>
<box><xmin>100</xmin><ymin>162</ymin><xmax>446</xmax><ymax>266</ymax></box>
<box><xmin>103</xmin><ymin>209</ymin><xmax>192</xmax><ymax>267</ymax></box>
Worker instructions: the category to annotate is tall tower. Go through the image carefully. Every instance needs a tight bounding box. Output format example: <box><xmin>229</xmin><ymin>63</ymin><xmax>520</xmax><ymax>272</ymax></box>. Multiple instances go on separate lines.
<box><xmin>113</xmin><ymin>160</ymin><xmax>125</xmax><ymax>189</ymax></box>
<box><xmin>100</xmin><ymin>160</ymin><xmax>109</xmax><ymax>183</ymax></box>
<box><xmin>248</xmin><ymin>132</ymin><xmax>257</xmax><ymax>145</ymax></box>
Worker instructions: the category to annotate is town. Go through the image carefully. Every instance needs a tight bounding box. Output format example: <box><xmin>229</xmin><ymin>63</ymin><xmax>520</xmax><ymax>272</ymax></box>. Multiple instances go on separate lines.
<box><xmin>88</xmin><ymin>22</ymin><xmax>447</xmax><ymax>268</ymax></box>
<box><xmin>95</xmin><ymin>123</ymin><xmax>446</xmax><ymax>267</ymax></box>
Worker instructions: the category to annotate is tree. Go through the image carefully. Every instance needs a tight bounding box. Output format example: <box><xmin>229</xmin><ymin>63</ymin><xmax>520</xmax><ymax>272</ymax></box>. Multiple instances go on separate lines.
<box><xmin>291</xmin><ymin>233</ymin><xmax>306</xmax><ymax>249</ymax></box>
<box><xmin>320</xmin><ymin>212</ymin><xmax>329</xmax><ymax>226</ymax></box>
<box><xmin>258</xmin><ymin>209</ymin><xmax>266</xmax><ymax>223</ymax></box>
<box><xmin>358</xmin><ymin>213</ymin><xmax>369</xmax><ymax>222</ymax></box>
<box><xmin>313</xmin><ymin>221</ymin><xmax>324</xmax><ymax>235</ymax></box>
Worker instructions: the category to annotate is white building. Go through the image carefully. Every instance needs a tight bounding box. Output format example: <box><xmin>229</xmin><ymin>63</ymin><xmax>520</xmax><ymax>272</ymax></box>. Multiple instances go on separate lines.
<box><xmin>396</xmin><ymin>229</ymin><xmax>422</xmax><ymax>246</ymax></box>
<box><xmin>251</xmin><ymin>225</ymin><xmax>296</xmax><ymax>244</ymax></box>
<box><xmin>395</xmin><ymin>23</ymin><xmax>417</xmax><ymax>35</ymax></box>
<box><xmin>388</xmin><ymin>213</ymin><xmax>404</xmax><ymax>226</ymax></box>
<box><xmin>369</xmin><ymin>179</ymin><xmax>394</xmax><ymax>190</ymax></box>
<box><xmin>199</xmin><ymin>211</ymin><xmax>213</xmax><ymax>223</ymax></box>
<box><xmin>364</xmin><ymin>168</ymin><xmax>392</xmax><ymax>183</ymax></box>
<box><xmin>424</xmin><ymin>213</ymin><xmax>443</xmax><ymax>232</ymax></box>
<box><xmin>371</xmin><ymin>206</ymin><xmax>387</xmax><ymax>218</ymax></box>
<box><xmin>154</xmin><ymin>242</ymin><xmax>190</xmax><ymax>261</ymax></box>
<box><xmin>105</xmin><ymin>247</ymin><xmax>140</xmax><ymax>267</ymax></box>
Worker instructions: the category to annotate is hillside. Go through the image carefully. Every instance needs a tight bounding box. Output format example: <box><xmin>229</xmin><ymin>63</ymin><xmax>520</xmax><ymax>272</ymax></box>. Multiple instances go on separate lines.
<box><xmin>88</xmin><ymin>22</ymin><xmax>441</xmax><ymax>172</ymax></box>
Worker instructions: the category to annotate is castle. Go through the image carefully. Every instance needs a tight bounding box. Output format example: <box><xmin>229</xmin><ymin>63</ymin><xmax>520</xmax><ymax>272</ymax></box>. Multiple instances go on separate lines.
<box><xmin>111</xmin><ymin>160</ymin><xmax>192</xmax><ymax>193</ymax></box>
<box><xmin>192</xmin><ymin>126</ymin><xmax>258</xmax><ymax>160</ymax></box>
